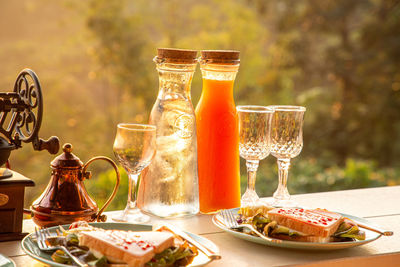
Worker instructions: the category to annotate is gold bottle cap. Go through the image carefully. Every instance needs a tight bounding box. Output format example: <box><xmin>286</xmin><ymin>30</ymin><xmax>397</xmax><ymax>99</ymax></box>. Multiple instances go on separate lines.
<box><xmin>157</xmin><ymin>48</ymin><xmax>198</xmax><ymax>64</ymax></box>
<box><xmin>200</xmin><ymin>50</ymin><xmax>240</xmax><ymax>64</ymax></box>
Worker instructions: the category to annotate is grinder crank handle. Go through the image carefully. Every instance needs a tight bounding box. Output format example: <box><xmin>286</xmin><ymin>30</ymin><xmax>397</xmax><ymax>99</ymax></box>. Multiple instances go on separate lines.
<box><xmin>33</xmin><ymin>136</ymin><xmax>60</xmax><ymax>154</ymax></box>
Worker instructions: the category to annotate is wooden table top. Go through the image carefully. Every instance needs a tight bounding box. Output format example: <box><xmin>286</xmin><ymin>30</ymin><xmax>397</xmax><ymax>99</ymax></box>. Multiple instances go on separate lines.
<box><xmin>1</xmin><ymin>185</ymin><xmax>399</xmax><ymax>266</ymax></box>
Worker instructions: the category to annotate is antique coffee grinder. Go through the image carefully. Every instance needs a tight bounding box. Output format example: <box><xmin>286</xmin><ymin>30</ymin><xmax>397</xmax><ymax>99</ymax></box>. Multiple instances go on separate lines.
<box><xmin>0</xmin><ymin>68</ymin><xmax>59</xmax><ymax>241</ymax></box>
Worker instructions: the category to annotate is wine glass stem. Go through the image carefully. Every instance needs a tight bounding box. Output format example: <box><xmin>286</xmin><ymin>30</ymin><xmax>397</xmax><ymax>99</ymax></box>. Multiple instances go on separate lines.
<box><xmin>246</xmin><ymin>160</ymin><xmax>259</xmax><ymax>192</ymax></box>
<box><xmin>275</xmin><ymin>158</ymin><xmax>291</xmax><ymax>200</ymax></box>
<box><xmin>127</xmin><ymin>173</ymin><xmax>139</xmax><ymax>209</ymax></box>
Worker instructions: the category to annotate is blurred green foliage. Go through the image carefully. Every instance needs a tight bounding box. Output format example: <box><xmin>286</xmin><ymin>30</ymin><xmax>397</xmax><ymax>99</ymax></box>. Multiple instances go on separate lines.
<box><xmin>84</xmin><ymin>166</ymin><xmax>128</xmax><ymax>211</ymax></box>
<box><xmin>0</xmin><ymin>0</ymin><xmax>399</xmax><ymax>211</ymax></box>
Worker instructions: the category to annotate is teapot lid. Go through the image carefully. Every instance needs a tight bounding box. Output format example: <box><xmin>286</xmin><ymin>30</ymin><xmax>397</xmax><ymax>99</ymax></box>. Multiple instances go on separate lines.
<box><xmin>51</xmin><ymin>143</ymin><xmax>83</xmax><ymax>169</ymax></box>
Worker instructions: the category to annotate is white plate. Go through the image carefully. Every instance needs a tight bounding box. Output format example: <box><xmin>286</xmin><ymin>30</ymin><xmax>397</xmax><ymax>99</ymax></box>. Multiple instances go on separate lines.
<box><xmin>21</xmin><ymin>222</ymin><xmax>218</xmax><ymax>266</ymax></box>
<box><xmin>212</xmin><ymin>208</ymin><xmax>383</xmax><ymax>250</ymax></box>
<box><xmin>0</xmin><ymin>254</ymin><xmax>15</xmax><ymax>267</ymax></box>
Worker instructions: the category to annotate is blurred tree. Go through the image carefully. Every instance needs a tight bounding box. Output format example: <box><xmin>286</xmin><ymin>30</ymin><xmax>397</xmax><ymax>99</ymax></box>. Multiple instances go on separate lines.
<box><xmin>86</xmin><ymin>0</ymin><xmax>267</xmax><ymax>109</ymax></box>
<box><xmin>248</xmin><ymin>0</ymin><xmax>400</xmax><ymax>167</ymax></box>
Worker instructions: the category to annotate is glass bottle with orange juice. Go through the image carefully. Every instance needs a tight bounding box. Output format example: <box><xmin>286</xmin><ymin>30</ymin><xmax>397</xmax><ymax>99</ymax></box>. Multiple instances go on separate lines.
<box><xmin>196</xmin><ymin>50</ymin><xmax>241</xmax><ymax>213</ymax></box>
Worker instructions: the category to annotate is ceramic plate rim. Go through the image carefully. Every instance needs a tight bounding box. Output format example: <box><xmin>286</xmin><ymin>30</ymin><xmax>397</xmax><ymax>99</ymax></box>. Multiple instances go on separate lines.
<box><xmin>0</xmin><ymin>254</ymin><xmax>16</xmax><ymax>267</ymax></box>
<box><xmin>212</xmin><ymin>208</ymin><xmax>383</xmax><ymax>250</ymax></box>
<box><xmin>21</xmin><ymin>222</ymin><xmax>216</xmax><ymax>267</ymax></box>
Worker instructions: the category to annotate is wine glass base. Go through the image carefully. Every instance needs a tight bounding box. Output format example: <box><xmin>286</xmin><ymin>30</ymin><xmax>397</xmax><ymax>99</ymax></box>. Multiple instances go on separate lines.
<box><xmin>241</xmin><ymin>189</ymin><xmax>261</xmax><ymax>208</ymax></box>
<box><xmin>112</xmin><ymin>209</ymin><xmax>150</xmax><ymax>223</ymax></box>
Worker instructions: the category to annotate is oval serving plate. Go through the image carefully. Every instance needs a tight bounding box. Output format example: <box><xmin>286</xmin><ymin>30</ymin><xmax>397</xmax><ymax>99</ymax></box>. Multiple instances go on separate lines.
<box><xmin>22</xmin><ymin>222</ymin><xmax>218</xmax><ymax>267</ymax></box>
<box><xmin>212</xmin><ymin>208</ymin><xmax>383</xmax><ymax>250</ymax></box>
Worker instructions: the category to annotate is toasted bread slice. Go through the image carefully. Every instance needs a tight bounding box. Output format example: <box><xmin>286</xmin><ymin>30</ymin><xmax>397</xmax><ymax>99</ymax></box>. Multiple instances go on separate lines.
<box><xmin>312</xmin><ymin>208</ymin><xmax>343</xmax><ymax>221</ymax></box>
<box><xmin>79</xmin><ymin>230</ymin><xmax>174</xmax><ymax>267</ymax></box>
<box><xmin>268</xmin><ymin>208</ymin><xmax>344</xmax><ymax>237</ymax></box>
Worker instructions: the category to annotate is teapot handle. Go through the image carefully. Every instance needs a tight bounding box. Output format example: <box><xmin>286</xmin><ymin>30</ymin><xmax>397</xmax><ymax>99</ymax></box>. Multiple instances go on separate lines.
<box><xmin>82</xmin><ymin>156</ymin><xmax>120</xmax><ymax>222</ymax></box>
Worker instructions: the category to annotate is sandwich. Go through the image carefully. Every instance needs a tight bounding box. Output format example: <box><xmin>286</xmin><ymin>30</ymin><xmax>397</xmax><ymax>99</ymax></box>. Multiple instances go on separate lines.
<box><xmin>50</xmin><ymin>221</ymin><xmax>197</xmax><ymax>267</ymax></box>
<box><xmin>238</xmin><ymin>206</ymin><xmax>366</xmax><ymax>242</ymax></box>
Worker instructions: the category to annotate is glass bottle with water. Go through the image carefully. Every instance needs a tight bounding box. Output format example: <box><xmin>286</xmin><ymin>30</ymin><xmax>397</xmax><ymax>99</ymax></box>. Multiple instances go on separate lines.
<box><xmin>137</xmin><ymin>48</ymin><xmax>199</xmax><ymax>218</ymax></box>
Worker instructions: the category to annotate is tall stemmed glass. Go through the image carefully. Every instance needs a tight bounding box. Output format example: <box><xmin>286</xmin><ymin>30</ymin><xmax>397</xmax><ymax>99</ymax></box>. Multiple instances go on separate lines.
<box><xmin>112</xmin><ymin>123</ymin><xmax>156</xmax><ymax>223</ymax></box>
<box><xmin>237</xmin><ymin>106</ymin><xmax>274</xmax><ymax>207</ymax></box>
<box><xmin>269</xmin><ymin>106</ymin><xmax>306</xmax><ymax>207</ymax></box>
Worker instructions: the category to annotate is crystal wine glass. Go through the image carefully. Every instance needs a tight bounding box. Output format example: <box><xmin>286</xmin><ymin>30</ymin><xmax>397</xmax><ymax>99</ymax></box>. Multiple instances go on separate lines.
<box><xmin>112</xmin><ymin>123</ymin><xmax>156</xmax><ymax>223</ymax></box>
<box><xmin>237</xmin><ymin>105</ymin><xmax>274</xmax><ymax>207</ymax></box>
<box><xmin>269</xmin><ymin>105</ymin><xmax>306</xmax><ymax>207</ymax></box>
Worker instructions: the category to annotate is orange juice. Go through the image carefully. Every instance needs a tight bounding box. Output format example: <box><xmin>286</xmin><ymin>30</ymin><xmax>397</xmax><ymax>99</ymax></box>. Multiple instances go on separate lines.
<box><xmin>196</xmin><ymin>73</ymin><xmax>241</xmax><ymax>213</ymax></box>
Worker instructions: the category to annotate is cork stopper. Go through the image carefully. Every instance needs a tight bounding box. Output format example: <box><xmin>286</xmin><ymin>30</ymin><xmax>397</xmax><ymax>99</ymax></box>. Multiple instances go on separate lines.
<box><xmin>200</xmin><ymin>50</ymin><xmax>240</xmax><ymax>64</ymax></box>
<box><xmin>156</xmin><ymin>48</ymin><xmax>198</xmax><ymax>64</ymax></box>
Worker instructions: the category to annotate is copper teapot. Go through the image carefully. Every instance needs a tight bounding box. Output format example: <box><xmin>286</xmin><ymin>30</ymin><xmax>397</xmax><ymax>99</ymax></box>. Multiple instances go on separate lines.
<box><xmin>31</xmin><ymin>143</ymin><xmax>120</xmax><ymax>227</ymax></box>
